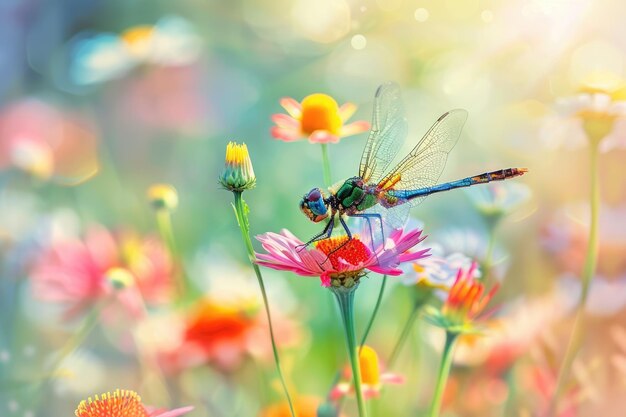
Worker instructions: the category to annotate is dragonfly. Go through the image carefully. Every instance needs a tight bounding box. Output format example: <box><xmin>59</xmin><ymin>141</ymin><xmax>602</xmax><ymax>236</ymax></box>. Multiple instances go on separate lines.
<box><xmin>299</xmin><ymin>82</ymin><xmax>527</xmax><ymax>250</ymax></box>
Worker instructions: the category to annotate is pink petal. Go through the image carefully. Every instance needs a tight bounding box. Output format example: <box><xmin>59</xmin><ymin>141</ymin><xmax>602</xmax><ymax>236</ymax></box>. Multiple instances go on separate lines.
<box><xmin>271</xmin><ymin>113</ymin><xmax>299</xmax><ymax>129</ymax></box>
<box><xmin>280</xmin><ymin>97</ymin><xmax>302</xmax><ymax>119</ymax></box>
<box><xmin>381</xmin><ymin>372</ymin><xmax>405</xmax><ymax>384</ymax></box>
<box><xmin>338</xmin><ymin>102</ymin><xmax>357</xmax><ymax>121</ymax></box>
<box><xmin>271</xmin><ymin>126</ymin><xmax>302</xmax><ymax>142</ymax></box>
<box><xmin>320</xmin><ymin>272</ymin><xmax>332</xmax><ymax>287</ymax></box>
<box><xmin>308</xmin><ymin>130</ymin><xmax>340</xmax><ymax>144</ymax></box>
<box><xmin>340</xmin><ymin>120</ymin><xmax>371</xmax><ymax>137</ymax></box>
<box><xmin>152</xmin><ymin>406</ymin><xmax>194</xmax><ymax>417</ymax></box>
<box><xmin>330</xmin><ymin>383</ymin><xmax>350</xmax><ymax>401</ymax></box>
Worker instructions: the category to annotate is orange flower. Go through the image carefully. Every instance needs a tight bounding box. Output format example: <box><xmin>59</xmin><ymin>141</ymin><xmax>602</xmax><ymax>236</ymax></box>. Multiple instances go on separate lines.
<box><xmin>259</xmin><ymin>396</ymin><xmax>320</xmax><ymax>417</ymax></box>
<box><xmin>270</xmin><ymin>93</ymin><xmax>370</xmax><ymax>143</ymax></box>
<box><xmin>425</xmin><ymin>262</ymin><xmax>499</xmax><ymax>334</ymax></box>
<box><xmin>74</xmin><ymin>389</ymin><xmax>192</xmax><ymax>417</ymax></box>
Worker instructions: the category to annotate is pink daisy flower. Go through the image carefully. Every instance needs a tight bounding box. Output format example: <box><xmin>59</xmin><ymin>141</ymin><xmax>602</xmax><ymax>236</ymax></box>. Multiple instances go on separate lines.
<box><xmin>270</xmin><ymin>93</ymin><xmax>370</xmax><ymax>143</ymax></box>
<box><xmin>31</xmin><ymin>225</ymin><xmax>174</xmax><ymax>320</ymax></box>
<box><xmin>255</xmin><ymin>228</ymin><xmax>429</xmax><ymax>287</ymax></box>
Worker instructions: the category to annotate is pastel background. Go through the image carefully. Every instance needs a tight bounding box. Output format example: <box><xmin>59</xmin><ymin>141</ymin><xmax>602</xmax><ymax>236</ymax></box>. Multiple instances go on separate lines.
<box><xmin>2</xmin><ymin>0</ymin><xmax>626</xmax><ymax>416</ymax></box>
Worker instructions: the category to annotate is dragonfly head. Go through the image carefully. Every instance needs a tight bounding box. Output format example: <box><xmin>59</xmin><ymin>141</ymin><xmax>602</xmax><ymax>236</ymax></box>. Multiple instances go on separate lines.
<box><xmin>300</xmin><ymin>188</ymin><xmax>329</xmax><ymax>223</ymax></box>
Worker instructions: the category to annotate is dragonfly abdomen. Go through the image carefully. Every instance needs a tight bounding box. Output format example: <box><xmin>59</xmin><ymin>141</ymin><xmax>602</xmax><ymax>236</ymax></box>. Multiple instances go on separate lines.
<box><xmin>391</xmin><ymin>167</ymin><xmax>528</xmax><ymax>200</ymax></box>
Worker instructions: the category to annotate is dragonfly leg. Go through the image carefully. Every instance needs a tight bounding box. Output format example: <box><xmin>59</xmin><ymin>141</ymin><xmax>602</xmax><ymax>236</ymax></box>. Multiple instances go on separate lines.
<box><xmin>320</xmin><ymin>216</ymin><xmax>354</xmax><ymax>261</ymax></box>
<box><xmin>296</xmin><ymin>216</ymin><xmax>335</xmax><ymax>252</ymax></box>
<box><xmin>349</xmin><ymin>212</ymin><xmax>384</xmax><ymax>247</ymax></box>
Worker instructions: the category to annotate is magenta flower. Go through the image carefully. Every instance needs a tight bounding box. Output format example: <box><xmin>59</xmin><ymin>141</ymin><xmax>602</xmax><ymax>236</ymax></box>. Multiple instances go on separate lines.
<box><xmin>270</xmin><ymin>93</ymin><xmax>370</xmax><ymax>143</ymax></box>
<box><xmin>256</xmin><ymin>228</ymin><xmax>429</xmax><ymax>287</ymax></box>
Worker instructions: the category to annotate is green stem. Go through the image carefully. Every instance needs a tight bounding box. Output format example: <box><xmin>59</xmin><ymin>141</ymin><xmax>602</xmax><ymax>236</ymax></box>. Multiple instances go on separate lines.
<box><xmin>428</xmin><ymin>331</ymin><xmax>458</xmax><ymax>417</ymax></box>
<box><xmin>548</xmin><ymin>142</ymin><xmax>600</xmax><ymax>416</ymax></box>
<box><xmin>321</xmin><ymin>144</ymin><xmax>332</xmax><ymax>187</ymax></box>
<box><xmin>359</xmin><ymin>275</ymin><xmax>387</xmax><ymax>349</ymax></box>
<box><xmin>232</xmin><ymin>191</ymin><xmax>295</xmax><ymax>417</ymax></box>
<box><xmin>155</xmin><ymin>209</ymin><xmax>189</xmax><ymax>299</ymax></box>
<box><xmin>332</xmin><ymin>285</ymin><xmax>367</xmax><ymax>417</ymax></box>
<box><xmin>388</xmin><ymin>303</ymin><xmax>421</xmax><ymax>369</ymax></box>
<box><xmin>482</xmin><ymin>220</ymin><xmax>497</xmax><ymax>284</ymax></box>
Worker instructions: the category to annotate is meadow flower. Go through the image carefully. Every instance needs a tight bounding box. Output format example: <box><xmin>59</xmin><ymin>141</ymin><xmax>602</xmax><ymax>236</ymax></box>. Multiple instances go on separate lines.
<box><xmin>147</xmin><ymin>184</ymin><xmax>179</xmax><ymax>212</ymax></box>
<box><xmin>270</xmin><ymin>93</ymin><xmax>370</xmax><ymax>143</ymax></box>
<box><xmin>31</xmin><ymin>225</ymin><xmax>174</xmax><ymax>320</ymax></box>
<box><xmin>464</xmin><ymin>182</ymin><xmax>532</xmax><ymax>222</ymax></box>
<box><xmin>541</xmin><ymin>73</ymin><xmax>626</xmax><ymax>150</ymax></box>
<box><xmin>178</xmin><ymin>298</ymin><xmax>299</xmax><ymax>371</ymax></box>
<box><xmin>70</xmin><ymin>15</ymin><xmax>202</xmax><ymax>86</ymax></box>
<box><xmin>259</xmin><ymin>396</ymin><xmax>337</xmax><ymax>417</ymax></box>
<box><xmin>557</xmin><ymin>273</ymin><xmax>626</xmax><ymax>317</ymax></box>
<box><xmin>543</xmin><ymin>204</ymin><xmax>626</xmax><ymax>278</ymax></box>
<box><xmin>425</xmin><ymin>263</ymin><xmax>499</xmax><ymax>334</ymax></box>
<box><xmin>256</xmin><ymin>228</ymin><xmax>429</xmax><ymax>287</ymax></box>
<box><xmin>0</xmin><ymin>98</ymin><xmax>99</xmax><ymax>184</ymax></box>
<box><xmin>403</xmin><ymin>247</ymin><xmax>478</xmax><ymax>290</ymax></box>
<box><xmin>331</xmin><ymin>345</ymin><xmax>403</xmax><ymax>400</ymax></box>
<box><xmin>219</xmin><ymin>141</ymin><xmax>256</xmax><ymax>192</ymax></box>
<box><xmin>74</xmin><ymin>389</ymin><xmax>192</xmax><ymax>417</ymax></box>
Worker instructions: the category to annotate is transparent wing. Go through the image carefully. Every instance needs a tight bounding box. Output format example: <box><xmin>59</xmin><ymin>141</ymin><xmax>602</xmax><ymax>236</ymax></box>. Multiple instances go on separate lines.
<box><xmin>377</xmin><ymin>109</ymin><xmax>468</xmax><ymax>207</ymax></box>
<box><xmin>358</xmin><ymin>82</ymin><xmax>408</xmax><ymax>183</ymax></box>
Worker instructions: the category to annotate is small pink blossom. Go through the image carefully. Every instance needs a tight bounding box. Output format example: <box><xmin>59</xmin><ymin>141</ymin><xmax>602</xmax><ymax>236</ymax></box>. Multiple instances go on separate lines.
<box><xmin>31</xmin><ymin>225</ymin><xmax>174</xmax><ymax>321</ymax></box>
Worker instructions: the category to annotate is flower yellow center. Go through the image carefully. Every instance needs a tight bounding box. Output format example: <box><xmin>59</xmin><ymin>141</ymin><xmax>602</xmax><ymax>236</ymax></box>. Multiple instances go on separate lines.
<box><xmin>300</xmin><ymin>94</ymin><xmax>342</xmax><ymax>135</ymax></box>
<box><xmin>224</xmin><ymin>142</ymin><xmax>251</xmax><ymax>167</ymax></box>
<box><xmin>358</xmin><ymin>345</ymin><xmax>381</xmax><ymax>386</ymax></box>
<box><xmin>75</xmin><ymin>389</ymin><xmax>149</xmax><ymax>417</ymax></box>
<box><xmin>315</xmin><ymin>236</ymin><xmax>371</xmax><ymax>270</ymax></box>
<box><xmin>120</xmin><ymin>26</ymin><xmax>154</xmax><ymax>58</ymax></box>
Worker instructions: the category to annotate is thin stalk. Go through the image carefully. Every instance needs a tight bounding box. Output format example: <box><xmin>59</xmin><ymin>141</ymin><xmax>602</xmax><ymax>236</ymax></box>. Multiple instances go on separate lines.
<box><xmin>482</xmin><ymin>220</ymin><xmax>498</xmax><ymax>284</ymax></box>
<box><xmin>548</xmin><ymin>142</ymin><xmax>600</xmax><ymax>416</ymax></box>
<box><xmin>388</xmin><ymin>303</ymin><xmax>421</xmax><ymax>369</ymax></box>
<box><xmin>155</xmin><ymin>209</ymin><xmax>188</xmax><ymax>298</ymax></box>
<box><xmin>321</xmin><ymin>144</ymin><xmax>332</xmax><ymax>187</ymax></box>
<box><xmin>427</xmin><ymin>331</ymin><xmax>458</xmax><ymax>417</ymax></box>
<box><xmin>332</xmin><ymin>286</ymin><xmax>367</xmax><ymax>417</ymax></box>
<box><xmin>359</xmin><ymin>275</ymin><xmax>387</xmax><ymax>349</ymax></box>
<box><xmin>47</xmin><ymin>303</ymin><xmax>102</xmax><ymax>376</ymax></box>
<box><xmin>232</xmin><ymin>191</ymin><xmax>295</xmax><ymax>417</ymax></box>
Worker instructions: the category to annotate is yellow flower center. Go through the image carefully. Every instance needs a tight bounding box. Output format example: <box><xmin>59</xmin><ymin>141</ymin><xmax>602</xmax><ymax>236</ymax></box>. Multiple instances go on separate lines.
<box><xmin>120</xmin><ymin>26</ymin><xmax>154</xmax><ymax>58</ymax></box>
<box><xmin>300</xmin><ymin>94</ymin><xmax>342</xmax><ymax>135</ymax></box>
<box><xmin>75</xmin><ymin>389</ymin><xmax>149</xmax><ymax>417</ymax></box>
<box><xmin>315</xmin><ymin>235</ymin><xmax>371</xmax><ymax>270</ymax></box>
<box><xmin>358</xmin><ymin>345</ymin><xmax>381</xmax><ymax>386</ymax></box>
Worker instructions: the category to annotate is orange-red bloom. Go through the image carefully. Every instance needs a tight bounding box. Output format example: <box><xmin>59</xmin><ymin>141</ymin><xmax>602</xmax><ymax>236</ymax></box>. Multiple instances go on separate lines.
<box><xmin>75</xmin><ymin>389</ymin><xmax>192</xmax><ymax>417</ymax></box>
<box><xmin>426</xmin><ymin>262</ymin><xmax>499</xmax><ymax>333</ymax></box>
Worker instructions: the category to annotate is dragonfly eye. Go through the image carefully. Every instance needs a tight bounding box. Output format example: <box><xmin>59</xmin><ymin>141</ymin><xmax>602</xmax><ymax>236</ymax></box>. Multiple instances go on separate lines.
<box><xmin>307</xmin><ymin>189</ymin><xmax>322</xmax><ymax>201</ymax></box>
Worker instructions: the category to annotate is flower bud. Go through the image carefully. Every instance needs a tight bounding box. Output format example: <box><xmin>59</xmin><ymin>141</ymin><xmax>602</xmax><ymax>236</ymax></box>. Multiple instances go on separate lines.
<box><xmin>219</xmin><ymin>142</ymin><xmax>256</xmax><ymax>192</ymax></box>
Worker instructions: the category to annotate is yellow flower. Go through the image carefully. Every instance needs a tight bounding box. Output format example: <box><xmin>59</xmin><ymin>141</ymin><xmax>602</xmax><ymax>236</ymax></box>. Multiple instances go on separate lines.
<box><xmin>331</xmin><ymin>345</ymin><xmax>404</xmax><ymax>400</ymax></box>
<box><xmin>147</xmin><ymin>183</ymin><xmax>179</xmax><ymax>211</ymax></box>
<box><xmin>219</xmin><ymin>141</ymin><xmax>256</xmax><ymax>192</ymax></box>
<box><xmin>271</xmin><ymin>93</ymin><xmax>370</xmax><ymax>143</ymax></box>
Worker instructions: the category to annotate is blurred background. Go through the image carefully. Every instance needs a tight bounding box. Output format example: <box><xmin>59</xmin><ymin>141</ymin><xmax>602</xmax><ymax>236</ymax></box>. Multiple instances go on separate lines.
<box><xmin>2</xmin><ymin>0</ymin><xmax>626</xmax><ymax>416</ymax></box>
